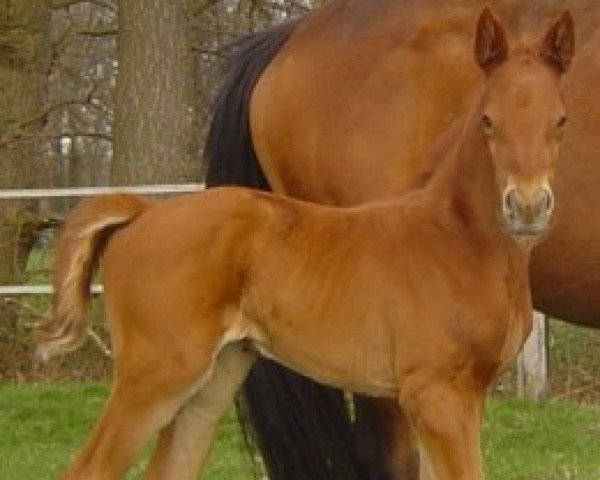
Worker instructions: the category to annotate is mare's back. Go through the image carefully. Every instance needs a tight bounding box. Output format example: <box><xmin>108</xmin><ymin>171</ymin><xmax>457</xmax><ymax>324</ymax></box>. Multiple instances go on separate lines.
<box><xmin>253</xmin><ymin>0</ymin><xmax>600</xmax><ymax>203</ymax></box>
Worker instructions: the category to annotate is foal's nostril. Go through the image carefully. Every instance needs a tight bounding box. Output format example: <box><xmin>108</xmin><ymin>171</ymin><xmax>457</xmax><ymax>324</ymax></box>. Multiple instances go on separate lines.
<box><xmin>540</xmin><ymin>188</ymin><xmax>554</xmax><ymax>214</ymax></box>
<box><xmin>503</xmin><ymin>188</ymin><xmax>518</xmax><ymax>214</ymax></box>
<box><xmin>531</xmin><ymin>188</ymin><xmax>554</xmax><ymax>218</ymax></box>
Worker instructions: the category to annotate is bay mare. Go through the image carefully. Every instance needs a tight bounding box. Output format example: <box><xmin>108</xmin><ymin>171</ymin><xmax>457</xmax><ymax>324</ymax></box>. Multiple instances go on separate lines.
<box><xmin>206</xmin><ymin>1</ymin><xmax>600</xmax><ymax>479</ymax></box>
<box><xmin>36</xmin><ymin>10</ymin><xmax>574</xmax><ymax>480</ymax></box>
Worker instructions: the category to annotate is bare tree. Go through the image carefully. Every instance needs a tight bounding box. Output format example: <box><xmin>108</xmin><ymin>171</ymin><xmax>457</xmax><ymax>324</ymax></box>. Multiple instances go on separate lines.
<box><xmin>0</xmin><ymin>0</ymin><xmax>52</xmax><ymax>377</ymax></box>
<box><xmin>0</xmin><ymin>2</ymin><xmax>52</xmax><ymax>279</ymax></box>
<box><xmin>112</xmin><ymin>0</ymin><xmax>200</xmax><ymax>185</ymax></box>
<box><xmin>46</xmin><ymin>0</ymin><xmax>116</xmax><ymax>192</ymax></box>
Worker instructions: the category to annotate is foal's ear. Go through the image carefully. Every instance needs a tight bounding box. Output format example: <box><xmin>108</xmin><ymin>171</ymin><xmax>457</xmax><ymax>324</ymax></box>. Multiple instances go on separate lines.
<box><xmin>539</xmin><ymin>10</ymin><xmax>575</xmax><ymax>75</ymax></box>
<box><xmin>475</xmin><ymin>7</ymin><xmax>509</xmax><ymax>75</ymax></box>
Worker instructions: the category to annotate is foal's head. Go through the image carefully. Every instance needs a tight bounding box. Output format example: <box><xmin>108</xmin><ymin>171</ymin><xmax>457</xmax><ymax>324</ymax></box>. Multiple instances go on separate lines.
<box><xmin>474</xmin><ymin>8</ymin><xmax>574</xmax><ymax>240</ymax></box>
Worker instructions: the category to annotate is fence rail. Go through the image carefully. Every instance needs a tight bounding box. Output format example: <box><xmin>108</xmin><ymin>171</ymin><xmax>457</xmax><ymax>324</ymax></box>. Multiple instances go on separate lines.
<box><xmin>0</xmin><ymin>184</ymin><xmax>204</xmax><ymax>296</ymax></box>
<box><xmin>0</xmin><ymin>285</ymin><xmax>103</xmax><ymax>295</ymax></box>
<box><xmin>0</xmin><ymin>184</ymin><xmax>204</xmax><ymax>199</ymax></box>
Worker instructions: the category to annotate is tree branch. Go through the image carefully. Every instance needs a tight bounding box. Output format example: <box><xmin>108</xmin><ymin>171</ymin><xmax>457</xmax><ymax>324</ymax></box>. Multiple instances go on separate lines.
<box><xmin>75</xmin><ymin>26</ymin><xmax>117</xmax><ymax>37</ymax></box>
<box><xmin>49</xmin><ymin>0</ymin><xmax>116</xmax><ymax>13</ymax></box>
<box><xmin>13</xmin><ymin>84</ymin><xmax>99</xmax><ymax>130</ymax></box>
<box><xmin>191</xmin><ymin>46</ymin><xmax>227</xmax><ymax>59</ymax></box>
<box><xmin>189</xmin><ymin>0</ymin><xmax>222</xmax><ymax>17</ymax></box>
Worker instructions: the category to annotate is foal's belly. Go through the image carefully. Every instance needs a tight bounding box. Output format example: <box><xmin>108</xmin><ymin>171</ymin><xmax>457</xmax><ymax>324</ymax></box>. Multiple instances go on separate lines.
<box><xmin>248</xmin><ymin>312</ymin><xmax>400</xmax><ymax>398</ymax></box>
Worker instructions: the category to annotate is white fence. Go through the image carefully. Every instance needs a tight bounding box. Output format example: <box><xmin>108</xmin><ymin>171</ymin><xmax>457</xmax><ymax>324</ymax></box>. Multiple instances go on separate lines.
<box><xmin>0</xmin><ymin>184</ymin><xmax>548</xmax><ymax>399</ymax></box>
<box><xmin>0</xmin><ymin>184</ymin><xmax>204</xmax><ymax>200</ymax></box>
<box><xmin>0</xmin><ymin>184</ymin><xmax>203</xmax><ymax>295</ymax></box>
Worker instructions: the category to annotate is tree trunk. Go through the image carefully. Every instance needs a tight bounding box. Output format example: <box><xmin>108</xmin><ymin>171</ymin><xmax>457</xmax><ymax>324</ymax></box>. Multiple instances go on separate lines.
<box><xmin>113</xmin><ymin>0</ymin><xmax>199</xmax><ymax>185</ymax></box>
<box><xmin>0</xmin><ymin>0</ymin><xmax>51</xmax><ymax>277</ymax></box>
<box><xmin>0</xmin><ymin>0</ymin><xmax>51</xmax><ymax>377</ymax></box>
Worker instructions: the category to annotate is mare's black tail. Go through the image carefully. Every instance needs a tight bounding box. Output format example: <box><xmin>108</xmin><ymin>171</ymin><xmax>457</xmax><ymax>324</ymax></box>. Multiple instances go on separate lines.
<box><xmin>204</xmin><ymin>21</ymin><xmax>372</xmax><ymax>480</ymax></box>
<box><xmin>204</xmin><ymin>22</ymin><xmax>288</xmax><ymax>190</ymax></box>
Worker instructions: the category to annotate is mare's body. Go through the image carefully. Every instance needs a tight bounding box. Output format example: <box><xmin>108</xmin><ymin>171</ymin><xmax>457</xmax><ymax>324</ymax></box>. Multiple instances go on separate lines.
<box><xmin>206</xmin><ymin>3</ymin><xmax>598</xmax><ymax>478</ymax></box>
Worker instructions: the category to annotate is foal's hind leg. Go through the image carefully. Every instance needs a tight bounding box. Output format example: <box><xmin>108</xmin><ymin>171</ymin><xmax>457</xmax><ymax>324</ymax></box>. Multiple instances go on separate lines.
<box><xmin>59</xmin><ymin>331</ymin><xmax>228</xmax><ymax>480</ymax></box>
<box><xmin>143</xmin><ymin>341</ymin><xmax>256</xmax><ymax>480</ymax></box>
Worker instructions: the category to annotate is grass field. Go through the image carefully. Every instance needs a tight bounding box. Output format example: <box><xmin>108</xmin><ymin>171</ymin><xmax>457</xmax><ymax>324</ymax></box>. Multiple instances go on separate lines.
<box><xmin>0</xmin><ymin>383</ymin><xmax>598</xmax><ymax>479</ymax></box>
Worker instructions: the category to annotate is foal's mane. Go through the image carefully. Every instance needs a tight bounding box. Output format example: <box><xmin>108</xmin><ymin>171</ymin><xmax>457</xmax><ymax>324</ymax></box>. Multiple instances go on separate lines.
<box><xmin>427</xmin><ymin>85</ymin><xmax>486</xmax><ymax>173</ymax></box>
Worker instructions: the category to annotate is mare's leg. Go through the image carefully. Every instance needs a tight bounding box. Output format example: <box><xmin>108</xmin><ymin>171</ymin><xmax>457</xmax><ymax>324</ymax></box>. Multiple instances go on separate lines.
<box><xmin>59</xmin><ymin>326</ymin><xmax>228</xmax><ymax>480</ymax></box>
<box><xmin>399</xmin><ymin>383</ymin><xmax>485</xmax><ymax>480</ymax></box>
<box><xmin>353</xmin><ymin>396</ymin><xmax>420</xmax><ymax>480</ymax></box>
<box><xmin>143</xmin><ymin>342</ymin><xmax>256</xmax><ymax>480</ymax></box>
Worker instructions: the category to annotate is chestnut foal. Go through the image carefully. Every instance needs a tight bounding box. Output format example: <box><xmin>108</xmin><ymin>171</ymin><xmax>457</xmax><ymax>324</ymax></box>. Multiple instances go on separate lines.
<box><xmin>37</xmin><ymin>9</ymin><xmax>573</xmax><ymax>480</ymax></box>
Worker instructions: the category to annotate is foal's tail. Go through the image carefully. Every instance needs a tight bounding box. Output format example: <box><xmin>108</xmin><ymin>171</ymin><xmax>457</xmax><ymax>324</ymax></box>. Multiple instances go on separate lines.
<box><xmin>35</xmin><ymin>194</ymin><xmax>150</xmax><ymax>362</ymax></box>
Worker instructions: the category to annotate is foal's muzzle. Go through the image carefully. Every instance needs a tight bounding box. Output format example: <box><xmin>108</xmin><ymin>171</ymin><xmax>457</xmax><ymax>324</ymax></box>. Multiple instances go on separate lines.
<box><xmin>502</xmin><ymin>185</ymin><xmax>554</xmax><ymax>238</ymax></box>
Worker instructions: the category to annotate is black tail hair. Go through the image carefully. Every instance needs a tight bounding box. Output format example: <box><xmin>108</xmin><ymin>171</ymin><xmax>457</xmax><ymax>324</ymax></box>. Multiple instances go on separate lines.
<box><xmin>204</xmin><ymin>21</ymin><xmax>380</xmax><ymax>480</ymax></box>
<box><xmin>205</xmin><ymin>21</ymin><xmax>296</xmax><ymax>189</ymax></box>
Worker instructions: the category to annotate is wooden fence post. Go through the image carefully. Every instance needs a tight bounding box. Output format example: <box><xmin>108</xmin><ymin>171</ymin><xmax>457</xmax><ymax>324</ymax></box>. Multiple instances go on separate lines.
<box><xmin>517</xmin><ymin>311</ymin><xmax>549</xmax><ymax>399</ymax></box>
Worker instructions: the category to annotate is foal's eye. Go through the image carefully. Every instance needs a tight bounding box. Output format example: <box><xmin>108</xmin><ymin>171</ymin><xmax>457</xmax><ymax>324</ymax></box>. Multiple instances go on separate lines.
<box><xmin>481</xmin><ymin>114</ymin><xmax>494</xmax><ymax>133</ymax></box>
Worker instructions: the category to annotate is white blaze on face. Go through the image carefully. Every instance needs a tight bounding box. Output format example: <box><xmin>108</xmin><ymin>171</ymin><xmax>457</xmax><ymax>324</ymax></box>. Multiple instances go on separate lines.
<box><xmin>501</xmin><ymin>177</ymin><xmax>554</xmax><ymax>237</ymax></box>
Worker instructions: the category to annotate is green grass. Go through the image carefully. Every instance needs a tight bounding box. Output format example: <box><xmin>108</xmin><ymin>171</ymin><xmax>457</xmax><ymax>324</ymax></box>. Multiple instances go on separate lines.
<box><xmin>483</xmin><ymin>397</ymin><xmax>600</xmax><ymax>479</ymax></box>
<box><xmin>0</xmin><ymin>384</ymin><xmax>598</xmax><ymax>479</ymax></box>
<box><xmin>0</xmin><ymin>383</ymin><xmax>257</xmax><ymax>480</ymax></box>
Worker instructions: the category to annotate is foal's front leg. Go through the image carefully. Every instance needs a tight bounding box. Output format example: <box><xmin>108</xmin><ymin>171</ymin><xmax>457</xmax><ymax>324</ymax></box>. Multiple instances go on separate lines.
<box><xmin>400</xmin><ymin>382</ymin><xmax>486</xmax><ymax>480</ymax></box>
